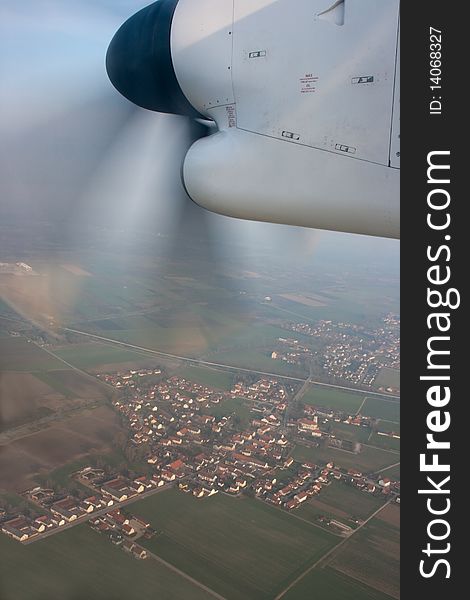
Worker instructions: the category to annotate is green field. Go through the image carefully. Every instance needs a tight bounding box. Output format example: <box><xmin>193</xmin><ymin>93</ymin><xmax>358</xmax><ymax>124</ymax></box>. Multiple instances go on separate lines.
<box><xmin>32</xmin><ymin>370</ymin><xmax>77</xmax><ymax>398</ymax></box>
<box><xmin>0</xmin><ymin>338</ymin><xmax>65</xmax><ymax>372</ymax></box>
<box><xmin>0</xmin><ymin>523</ymin><xmax>213</xmax><ymax>600</ymax></box>
<box><xmin>377</xmin><ymin>420</ymin><xmax>400</xmax><ymax>435</ymax></box>
<box><xmin>375</xmin><ymin>368</ymin><xmax>400</xmax><ymax>390</ymax></box>
<box><xmin>52</xmin><ymin>342</ymin><xmax>150</xmax><ymax>369</ymax></box>
<box><xmin>293</xmin><ymin>444</ymin><xmax>399</xmax><ymax>475</ymax></box>
<box><xmin>302</xmin><ymin>386</ymin><xmax>365</xmax><ymax>414</ymax></box>
<box><xmin>328</xmin><ymin>511</ymin><xmax>400</xmax><ymax>599</ymax></box>
<box><xmin>216</xmin><ymin>323</ymin><xmax>317</xmax><ymax>352</ymax></box>
<box><xmin>299</xmin><ymin>482</ymin><xmax>386</xmax><ymax>523</ymax></box>
<box><xmin>133</xmin><ymin>489</ymin><xmax>338</xmax><ymax>600</ymax></box>
<box><xmin>0</xmin><ymin>492</ymin><xmax>29</xmax><ymax>510</ymax></box>
<box><xmin>88</xmin><ymin>326</ymin><xmax>205</xmax><ymax>356</ymax></box>
<box><xmin>209</xmin><ymin>349</ymin><xmax>307</xmax><ymax>378</ymax></box>
<box><xmin>75</xmin><ymin>302</ymin><xmax>259</xmax><ymax>357</ymax></box>
<box><xmin>283</xmin><ymin>566</ymin><xmax>395</xmax><ymax>600</ymax></box>
<box><xmin>206</xmin><ymin>397</ymin><xmax>254</xmax><ymax>428</ymax></box>
<box><xmin>328</xmin><ymin>422</ymin><xmax>372</xmax><ymax>444</ymax></box>
<box><xmin>378</xmin><ymin>464</ymin><xmax>400</xmax><ymax>481</ymax></box>
<box><xmin>177</xmin><ymin>365</ymin><xmax>234</xmax><ymax>390</ymax></box>
<box><xmin>274</xmin><ymin>465</ymin><xmax>300</xmax><ymax>484</ymax></box>
<box><xmin>361</xmin><ymin>397</ymin><xmax>400</xmax><ymax>422</ymax></box>
<box><xmin>369</xmin><ymin>433</ymin><xmax>400</xmax><ymax>452</ymax></box>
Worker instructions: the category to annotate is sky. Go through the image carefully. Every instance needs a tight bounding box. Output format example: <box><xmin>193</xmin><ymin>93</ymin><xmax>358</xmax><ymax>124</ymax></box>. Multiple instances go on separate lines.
<box><xmin>0</xmin><ymin>0</ymin><xmax>399</xmax><ymax>276</ymax></box>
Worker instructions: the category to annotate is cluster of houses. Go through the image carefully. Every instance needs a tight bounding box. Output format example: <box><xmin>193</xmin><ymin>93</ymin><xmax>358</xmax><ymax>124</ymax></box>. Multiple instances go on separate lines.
<box><xmin>103</xmin><ymin>367</ymin><xmax>400</xmax><ymax>506</ymax></box>
<box><xmin>0</xmin><ymin>466</ymin><xmax>171</xmax><ymax>544</ymax></box>
<box><xmin>286</xmin><ymin>404</ymin><xmax>362</xmax><ymax>445</ymax></box>
<box><xmin>255</xmin><ymin>457</ymin><xmax>399</xmax><ymax>516</ymax></box>
<box><xmin>105</xmin><ymin>370</ymin><xmax>293</xmax><ymax>494</ymax></box>
<box><xmin>271</xmin><ymin>337</ymin><xmax>315</xmax><ymax>366</ymax></box>
<box><xmin>143</xmin><ymin>417</ymin><xmax>291</xmax><ymax>499</ymax></box>
<box><xmin>281</xmin><ymin>316</ymin><xmax>400</xmax><ymax>389</ymax></box>
<box><xmin>111</xmin><ymin>374</ymin><xmax>230</xmax><ymax>448</ymax></box>
<box><xmin>230</xmin><ymin>378</ymin><xmax>290</xmax><ymax>405</ymax></box>
<box><xmin>1</xmin><ymin>367</ymin><xmax>400</xmax><ymax>546</ymax></box>
<box><xmin>330</xmin><ymin>466</ymin><xmax>400</xmax><ymax>499</ymax></box>
<box><xmin>89</xmin><ymin>507</ymin><xmax>154</xmax><ymax>558</ymax></box>
<box><xmin>255</xmin><ymin>458</ymin><xmax>324</xmax><ymax>511</ymax></box>
<box><xmin>1</xmin><ymin>514</ymin><xmax>57</xmax><ymax>543</ymax></box>
<box><xmin>97</xmin><ymin>368</ymin><xmax>163</xmax><ymax>388</ymax></box>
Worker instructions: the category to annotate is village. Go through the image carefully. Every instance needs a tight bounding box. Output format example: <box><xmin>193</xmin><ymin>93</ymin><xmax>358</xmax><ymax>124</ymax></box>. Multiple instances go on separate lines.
<box><xmin>1</xmin><ymin>367</ymin><xmax>399</xmax><ymax>547</ymax></box>
<box><xmin>274</xmin><ymin>314</ymin><xmax>400</xmax><ymax>389</ymax></box>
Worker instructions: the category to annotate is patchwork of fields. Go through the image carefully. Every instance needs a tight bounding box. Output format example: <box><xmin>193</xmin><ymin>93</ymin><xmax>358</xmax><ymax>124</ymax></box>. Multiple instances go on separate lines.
<box><xmin>298</xmin><ymin>481</ymin><xmax>387</xmax><ymax>525</ymax></box>
<box><xmin>0</xmin><ymin>405</ymin><xmax>125</xmax><ymax>491</ymax></box>
<box><xmin>282</xmin><ymin>566</ymin><xmax>394</xmax><ymax>600</ymax></box>
<box><xmin>292</xmin><ymin>444</ymin><xmax>399</xmax><ymax>475</ymax></box>
<box><xmin>208</xmin><ymin>348</ymin><xmax>307</xmax><ymax>377</ymax></box>
<box><xmin>0</xmin><ymin>338</ymin><xmax>65</xmax><ymax>372</ymax></box>
<box><xmin>302</xmin><ymin>386</ymin><xmax>365</xmax><ymax>414</ymax></box>
<box><xmin>328</xmin><ymin>506</ymin><xmax>400</xmax><ymax>599</ymax></box>
<box><xmin>0</xmin><ymin>247</ymin><xmax>399</xmax><ymax>599</ymax></box>
<box><xmin>176</xmin><ymin>365</ymin><xmax>235</xmax><ymax>391</ymax></box>
<box><xmin>0</xmin><ymin>523</ymin><xmax>213</xmax><ymax>600</ymax></box>
<box><xmin>132</xmin><ymin>489</ymin><xmax>339</xmax><ymax>600</ymax></box>
<box><xmin>361</xmin><ymin>397</ymin><xmax>400</xmax><ymax>422</ymax></box>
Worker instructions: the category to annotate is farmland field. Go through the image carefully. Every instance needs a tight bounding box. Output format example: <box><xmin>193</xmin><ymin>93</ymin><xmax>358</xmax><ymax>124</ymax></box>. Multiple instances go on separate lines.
<box><xmin>52</xmin><ymin>342</ymin><xmax>150</xmax><ymax>369</ymax></box>
<box><xmin>298</xmin><ymin>481</ymin><xmax>386</xmax><ymax>523</ymax></box>
<box><xmin>282</xmin><ymin>566</ymin><xmax>395</xmax><ymax>600</ymax></box>
<box><xmin>375</xmin><ymin>368</ymin><xmax>400</xmax><ymax>390</ymax></box>
<box><xmin>133</xmin><ymin>489</ymin><xmax>338</xmax><ymax>600</ymax></box>
<box><xmin>0</xmin><ymin>406</ymin><xmax>125</xmax><ymax>491</ymax></box>
<box><xmin>206</xmin><ymin>397</ymin><xmax>253</xmax><ymax>428</ymax></box>
<box><xmin>376</xmin><ymin>503</ymin><xmax>400</xmax><ymax>529</ymax></box>
<box><xmin>33</xmin><ymin>370</ymin><xmax>109</xmax><ymax>400</ymax></box>
<box><xmin>377</xmin><ymin>420</ymin><xmax>400</xmax><ymax>435</ymax></box>
<box><xmin>177</xmin><ymin>365</ymin><xmax>234</xmax><ymax>390</ymax></box>
<box><xmin>0</xmin><ymin>524</ymin><xmax>213</xmax><ymax>600</ymax></box>
<box><xmin>302</xmin><ymin>386</ymin><xmax>365</xmax><ymax>414</ymax></box>
<box><xmin>292</xmin><ymin>444</ymin><xmax>399</xmax><ymax>474</ymax></box>
<box><xmin>328</xmin><ymin>509</ymin><xmax>400</xmax><ymax>599</ymax></box>
<box><xmin>369</xmin><ymin>433</ymin><xmax>400</xmax><ymax>452</ymax></box>
<box><xmin>0</xmin><ymin>372</ymin><xmax>63</xmax><ymax>431</ymax></box>
<box><xmin>89</xmin><ymin>324</ymin><xmax>209</xmax><ymax>356</ymax></box>
<box><xmin>328</xmin><ymin>422</ymin><xmax>372</xmax><ymax>444</ymax></box>
<box><xmin>379</xmin><ymin>464</ymin><xmax>400</xmax><ymax>481</ymax></box>
<box><xmin>76</xmin><ymin>303</ymin><xmax>261</xmax><ymax>356</ymax></box>
<box><xmin>361</xmin><ymin>397</ymin><xmax>400</xmax><ymax>422</ymax></box>
<box><xmin>0</xmin><ymin>338</ymin><xmax>65</xmax><ymax>372</ymax></box>
<box><xmin>33</xmin><ymin>447</ymin><xmax>147</xmax><ymax>489</ymax></box>
<box><xmin>210</xmin><ymin>348</ymin><xmax>307</xmax><ymax>377</ymax></box>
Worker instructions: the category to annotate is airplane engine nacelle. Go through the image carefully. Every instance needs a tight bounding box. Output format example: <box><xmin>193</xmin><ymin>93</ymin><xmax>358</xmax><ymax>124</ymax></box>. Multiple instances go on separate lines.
<box><xmin>107</xmin><ymin>0</ymin><xmax>400</xmax><ymax>238</ymax></box>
